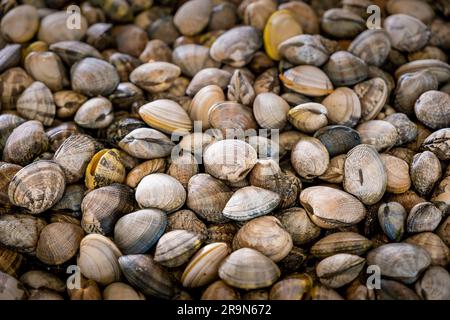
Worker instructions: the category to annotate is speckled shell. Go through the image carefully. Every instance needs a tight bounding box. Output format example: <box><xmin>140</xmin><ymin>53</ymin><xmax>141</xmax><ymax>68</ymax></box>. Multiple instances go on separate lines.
<box><xmin>0</xmin><ymin>214</ymin><xmax>46</xmax><ymax>254</ymax></box>
<box><xmin>85</xmin><ymin>149</ymin><xmax>126</xmax><ymax>189</ymax></box>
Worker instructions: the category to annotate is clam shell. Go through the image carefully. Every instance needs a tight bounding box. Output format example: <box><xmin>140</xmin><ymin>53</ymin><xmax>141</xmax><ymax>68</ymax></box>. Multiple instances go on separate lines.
<box><xmin>378</xmin><ymin>202</ymin><xmax>406</xmax><ymax>242</ymax></box>
<box><xmin>114</xmin><ymin>209</ymin><xmax>167</xmax><ymax>255</ymax></box>
<box><xmin>38</xmin><ymin>11</ymin><xmax>87</xmax><ymax>44</ymax></box>
<box><xmin>103</xmin><ymin>282</ymin><xmax>145</xmax><ymax>300</ymax></box>
<box><xmin>16</xmin><ymin>81</ymin><xmax>55</xmax><ymax>126</ymax></box>
<box><xmin>71</xmin><ymin>57</ymin><xmax>119</xmax><ymax>97</ymax></box>
<box><xmin>36</xmin><ymin>222</ymin><xmax>84</xmax><ymax>265</ymax></box>
<box><xmin>49</xmin><ymin>40</ymin><xmax>102</xmax><ymax>66</ymax></box>
<box><xmin>0</xmin><ymin>5</ymin><xmax>39</xmax><ymax>43</ymax></box>
<box><xmin>356</xmin><ymin>120</ymin><xmax>398</xmax><ymax>152</ymax></box>
<box><xmin>384</xmin><ymin>113</ymin><xmax>418</xmax><ymax>146</ymax></box>
<box><xmin>311</xmin><ymin>232</ymin><xmax>372</xmax><ymax>259</ymax></box>
<box><xmin>233</xmin><ymin>216</ymin><xmax>292</xmax><ymax>262</ymax></box>
<box><xmin>323</xmin><ymin>51</ymin><xmax>368</xmax><ymax>86</ymax></box>
<box><xmin>384</xmin><ymin>14</ymin><xmax>430</xmax><ymax>52</ymax></box>
<box><xmin>321</xmin><ymin>8</ymin><xmax>365</xmax><ymax>39</ymax></box>
<box><xmin>367</xmin><ymin>243</ymin><xmax>431</xmax><ymax>284</ymax></box>
<box><xmin>344</xmin><ymin>144</ymin><xmax>387</xmax><ymax>205</ymax></box>
<box><xmin>203</xmin><ymin>139</ymin><xmax>257</xmax><ymax>183</ymax></box>
<box><xmin>348</xmin><ymin>29</ymin><xmax>391</xmax><ymax>67</ymax></box>
<box><xmin>53</xmin><ymin>134</ymin><xmax>98</xmax><ymax>184</ymax></box>
<box><xmin>167</xmin><ymin>209</ymin><xmax>208</xmax><ymax>241</ymax></box>
<box><xmin>421</xmin><ymin>128</ymin><xmax>450</xmax><ymax>161</ymax></box>
<box><xmin>407</xmin><ymin>202</ymin><xmax>443</xmax><ymax>233</ymax></box>
<box><xmin>172</xmin><ymin>44</ymin><xmax>219</xmax><ymax>77</ymax></box>
<box><xmin>0</xmin><ymin>271</ymin><xmax>27</xmax><ymax>300</ymax></box>
<box><xmin>201</xmin><ymin>280</ymin><xmax>240</xmax><ymax>300</ymax></box>
<box><xmin>278</xmin><ymin>1</ymin><xmax>318</xmax><ymax>34</ymax></box>
<box><xmin>78</xmin><ymin>234</ymin><xmax>122</xmax><ymax>286</ymax></box>
<box><xmin>174</xmin><ymin>0</ymin><xmax>212</xmax><ymax>36</ymax></box>
<box><xmin>395</xmin><ymin>59</ymin><xmax>450</xmax><ymax>83</ymax></box>
<box><xmin>85</xmin><ymin>148</ymin><xmax>126</xmax><ymax>189</ymax></box>
<box><xmin>181</xmin><ymin>242</ymin><xmax>231</xmax><ymax>288</ymax></box>
<box><xmin>379</xmin><ymin>154</ymin><xmax>411</xmax><ymax>194</ymax></box>
<box><xmin>317</xmin><ymin>254</ymin><xmax>365</xmax><ymax>289</ymax></box>
<box><xmin>135</xmin><ymin>173</ymin><xmax>186</xmax><ymax>213</ymax></box>
<box><xmin>24</xmin><ymin>52</ymin><xmax>68</xmax><ymax>92</ymax></box>
<box><xmin>0</xmin><ymin>68</ymin><xmax>33</xmax><ymax>111</ymax></box>
<box><xmin>415</xmin><ymin>266</ymin><xmax>450</xmax><ymax>300</ymax></box>
<box><xmin>376</xmin><ymin>279</ymin><xmax>420</xmax><ymax>300</ymax></box>
<box><xmin>0</xmin><ymin>162</ymin><xmax>22</xmax><ymax>206</ymax></box>
<box><xmin>74</xmin><ymin>97</ymin><xmax>114</xmax><ymax>129</ymax></box>
<box><xmin>167</xmin><ymin>151</ymin><xmax>199</xmax><ymax>188</ymax></box>
<box><xmin>319</xmin><ymin>154</ymin><xmax>346</xmax><ymax>184</ymax></box>
<box><xmin>118</xmin><ymin>128</ymin><xmax>174</xmax><ymax>159</ymax></box>
<box><xmin>288</xmin><ymin>103</ymin><xmax>328</xmax><ymax>134</ymax></box>
<box><xmin>228</xmin><ymin>69</ymin><xmax>255</xmax><ymax>106</ymax></box>
<box><xmin>187</xmin><ymin>173</ymin><xmax>232</xmax><ymax>223</ymax></box>
<box><xmin>139</xmin><ymin>99</ymin><xmax>192</xmax><ymax>135</ymax></box>
<box><xmin>311</xmin><ymin>285</ymin><xmax>344</xmax><ymax>300</ymax></box>
<box><xmin>291</xmin><ymin>136</ymin><xmax>329</xmax><ymax>179</ymax></box>
<box><xmin>81</xmin><ymin>184</ymin><xmax>134</xmax><ymax>235</ymax></box>
<box><xmin>209</xmin><ymin>101</ymin><xmax>257</xmax><ymax>137</ymax></box>
<box><xmin>405</xmin><ymin>232</ymin><xmax>449</xmax><ymax>267</ymax></box>
<box><xmin>0</xmin><ymin>214</ymin><xmax>46</xmax><ymax>254</ymax></box>
<box><xmin>52</xmin><ymin>184</ymin><xmax>85</xmax><ymax>212</ymax></box>
<box><xmin>314</xmin><ymin>125</ymin><xmax>361</xmax><ymax>157</ymax></box>
<box><xmin>354</xmin><ymin>77</ymin><xmax>388</xmax><ymax>121</ymax></box>
<box><xmin>186</xmin><ymin>68</ymin><xmax>231</xmax><ymax>96</ymax></box>
<box><xmin>278</xmin><ymin>207</ymin><xmax>321</xmax><ymax>246</ymax></box>
<box><xmin>222</xmin><ymin>186</ymin><xmax>280</xmax><ymax>221</ymax></box>
<box><xmin>218</xmin><ymin>248</ymin><xmax>280</xmax><ymax>290</ymax></box>
<box><xmin>280</xmin><ymin>65</ymin><xmax>333</xmax><ymax>97</ymax></box>
<box><xmin>8</xmin><ymin>160</ymin><xmax>65</xmax><ymax>214</ymax></box>
<box><xmin>415</xmin><ymin>90</ymin><xmax>450</xmax><ymax>129</ymax></box>
<box><xmin>269</xmin><ymin>276</ymin><xmax>312</xmax><ymax>300</ymax></box>
<box><xmin>300</xmin><ymin>186</ymin><xmax>366</xmax><ymax>229</ymax></box>
<box><xmin>46</xmin><ymin>122</ymin><xmax>81</xmax><ymax>152</ymax></box>
<box><xmin>410</xmin><ymin>151</ymin><xmax>441</xmax><ymax>196</ymax></box>
<box><xmin>322</xmin><ymin>87</ymin><xmax>361</xmax><ymax>127</ymax></box>
<box><xmin>0</xmin><ymin>246</ymin><xmax>24</xmax><ymax>277</ymax></box>
<box><xmin>154</xmin><ymin>230</ymin><xmax>203</xmax><ymax>267</ymax></box>
<box><xmin>189</xmin><ymin>85</ymin><xmax>225</xmax><ymax>130</ymax></box>
<box><xmin>278</xmin><ymin>34</ymin><xmax>336</xmax><ymax>66</ymax></box>
<box><xmin>130</xmin><ymin>61</ymin><xmax>180</xmax><ymax>93</ymax></box>
<box><xmin>125</xmin><ymin>159</ymin><xmax>167</xmax><ymax>188</ymax></box>
<box><xmin>67</xmin><ymin>275</ymin><xmax>101</xmax><ymax>300</ymax></box>
<box><xmin>53</xmin><ymin>90</ymin><xmax>87</xmax><ymax>119</ymax></box>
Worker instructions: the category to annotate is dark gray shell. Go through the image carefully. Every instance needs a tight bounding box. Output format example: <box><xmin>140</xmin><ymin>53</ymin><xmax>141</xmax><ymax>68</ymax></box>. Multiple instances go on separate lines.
<box><xmin>314</xmin><ymin>125</ymin><xmax>361</xmax><ymax>157</ymax></box>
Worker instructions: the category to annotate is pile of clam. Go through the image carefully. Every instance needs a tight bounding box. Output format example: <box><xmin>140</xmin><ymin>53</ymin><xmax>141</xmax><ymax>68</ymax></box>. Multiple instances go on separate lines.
<box><xmin>1</xmin><ymin>0</ymin><xmax>450</xmax><ymax>301</ymax></box>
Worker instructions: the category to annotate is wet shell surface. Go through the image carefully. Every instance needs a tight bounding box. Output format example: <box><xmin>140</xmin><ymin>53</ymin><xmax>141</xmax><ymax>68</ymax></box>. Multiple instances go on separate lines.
<box><xmin>84</xmin><ymin>149</ymin><xmax>126</xmax><ymax>189</ymax></box>
<box><xmin>218</xmin><ymin>248</ymin><xmax>280</xmax><ymax>290</ymax></box>
<box><xmin>316</xmin><ymin>254</ymin><xmax>365</xmax><ymax>288</ymax></box>
<box><xmin>378</xmin><ymin>202</ymin><xmax>407</xmax><ymax>242</ymax></box>
<box><xmin>154</xmin><ymin>230</ymin><xmax>203</xmax><ymax>267</ymax></box>
<box><xmin>321</xmin><ymin>87</ymin><xmax>361</xmax><ymax>127</ymax></box>
<box><xmin>8</xmin><ymin>160</ymin><xmax>66</xmax><ymax>214</ymax></box>
<box><xmin>280</xmin><ymin>65</ymin><xmax>333</xmax><ymax>97</ymax></box>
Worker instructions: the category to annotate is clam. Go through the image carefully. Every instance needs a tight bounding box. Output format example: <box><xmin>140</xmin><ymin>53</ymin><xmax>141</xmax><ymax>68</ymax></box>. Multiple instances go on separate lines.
<box><xmin>233</xmin><ymin>216</ymin><xmax>292</xmax><ymax>262</ymax></box>
<box><xmin>187</xmin><ymin>174</ymin><xmax>232</xmax><ymax>223</ymax></box>
<box><xmin>108</xmin><ymin>53</ymin><xmax>142</xmax><ymax>82</ymax></box>
<box><xmin>269</xmin><ymin>275</ymin><xmax>312</xmax><ymax>300</ymax></box>
<box><xmin>36</xmin><ymin>222</ymin><xmax>84</xmax><ymax>265</ymax></box>
<box><xmin>167</xmin><ymin>209</ymin><xmax>208</xmax><ymax>240</ymax></box>
<box><xmin>407</xmin><ymin>202</ymin><xmax>442</xmax><ymax>234</ymax></box>
<box><xmin>319</xmin><ymin>154</ymin><xmax>346</xmax><ymax>184</ymax></box>
<box><xmin>291</xmin><ymin>136</ymin><xmax>329</xmax><ymax>179</ymax></box>
<box><xmin>384</xmin><ymin>113</ymin><xmax>418</xmax><ymax>146</ymax></box>
<box><xmin>387</xmin><ymin>190</ymin><xmax>427</xmax><ymax>214</ymax></box>
<box><xmin>384</xmin><ymin>14</ymin><xmax>430</xmax><ymax>52</ymax></box>
<box><xmin>174</xmin><ymin>0</ymin><xmax>212</xmax><ymax>36</ymax></box>
<box><xmin>415</xmin><ymin>90</ymin><xmax>450</xmax><ymax>129</ymax></box>
<box><xmin>314</xmin><ymin>125</ymin><xmax>361</xmax><ymax>157</ymax></box>
<box><xmin>154</xmin><ymin>230</ymin><xmax>202</xmax><ymax>267</ymax></box>
<box><xmin>46</xmin><ymin>122</ymin><xmax>81</xmax><ymax>152</ymax></box>
<box><xmin>103</xmin><ymin>282</ymin><xmax>145</xmax><ymax>300</ymax></box>
<box><xmin>209</xmin><ymin>1</ymin><xmax>237</xmax><ymax>31</ymax></box>
<box><xmin>210</xmin><ymin>26</ymin><xmax>261</xmax><ymax>67</ymax></box>
<box><xmin>139</xmin><ymin>39</ymin><xmax>172</xmax><ymax>63</ymax></box>
<box><xmin>346</xmin><ymin>279</ymin><xmax>375</xmax><ymax>300</ymax></box>
<box><xmin>167</xmin><ymin>151</ymin><xmax>199</xmax><ymax>188</ymax></box>
<box><xmin>321</xmin><ymin>87</ymin><xmax>361</xmax><ymax>127</ymax></box>
<box><xmin>288</xmin><ymin>103</ymin><xmax>327</xmax><ymax>134</ymax></box>
<box><xmin>354</xmin><ymin>77</ymin><xmax>388</xmax><ymax>121</ymax></box>
<box><xmin>8</xmin><ymin>160</ymin><xmax>65</xmax><ymax>214</ymax></box>
<box><xmin>311</xmin><ymin>232</ymin><xmax>372</xmax><ymax>259</ymax></box>
<box><xmin>112</xmin><ymin>24</ymin><xmax>147</xmax><ymax>58</ymax></box>
<box><xmin>218</xmin><ymin>248</ymin><xmax>280</xmax><ymax>289</ymax></box>
<box><xmin>348</xmin><ymin>29</ymin><xmax>391</xmax><ymax>67</ymax></box>
<box><xmin>114</xmin><ymin>209</ymin><xmax>167</xmax><ymax>255</ymax></box>
<box><xmin>379</xmin><ymin>154</ymin><xmax>411</xmax><ymax>194</ymax></box>
<box><xmin>53</xmin><ymin>90</ymin><xmax>88</xmax><ymax>119</ymax></box>
<box><xmin>78</xmin><ymin>234</ymin><xmax>122</xmax><ymax>286</ymax></box>
<box><xmin>186</xmin><ymin>68</ymin><xmax>232</xmax><ymax>96</ymax></box>
<box><xmin>16</xmin><ymin>82</ymin><xmax>56</xmax><ymax>126</ymax></box>
<box><xmin>280</xmin><ymin>65</ymin><xmax>333</xmax><ymax>97</ymax></box>
<box><xmin>53</xmin><ymin>134</ymin><xmax>98</xmax><ymax>184</ymax></box>
<box><xmin>81</xmin><ymin>184</ymin><xmax>134</xmax><ymax>235</ymax></box>
<box><xmin>405</xmin><ymin>232</ymin><xmax>449</xmax><ymax>267</ymax></box>
<box><xmin>0</xmin><ymin>246</ymin><xmax>24</xmax><ymax>277</ymax></box>
<box><xmin>299</xmin><ymin>186</ymin><xmax>366</xmax><ymax>229</ymax></box>
<box><xmin>181</xmin><ymin>242</ymin><xmax>231</xmax><ymax>288</ymax></box>
<box><xmin>343</xmin><ymin>144</ymin><xmax>387</xmax><ymax>205</ymax></box>
<box><xmin>311</xmin><ymin>285</ymin><xmax>344</xmax><ymax>300</ymax></box>
<box><xmin>24</xmin><ymin>52</ymin><xmax>68</xmax><ymax>92</ymax></box>
<box><xmin>415</xmin><ymin>266</ymin><xmax>450</xmax><ymax>300</ymax></box>
<box><xmin>67</xmin><ymin>274</ymin><xmax>101</xmax><ymax>300</ymax></box>
<box><xmin>208</xmin><ymin>101</ymin><xmax>257</xmax><ymax>137</ymax></box>
<box><xmin>138</xmin><ymin>99</ymin><xmax>192</xmax><ymax>135</ymax></box>
<box><xmin>125</xmin><ymin>159</ymin><xmax>166</xmax><ymax>188</ymax></box>
<box><xmin>321</xmin><ymin>8</ymin><xmax>365</xmax><ymax>39</ymax></box>
<box><xmin>324</xmin><ymin>51</ymin><xmax>368</xmax><ymax>86</ymax></box>
<box><xmin>316</xmin><ymin>254</ymin><xmax>365</xmax><ymax>289</ymax></box>
<box><xmin>386</xmin><ymin>0</ymin><xmax>435</xmax><ymax>24</ymax></box>
<box><xmin>0</xmin><ymin>44</ymin><xmax>21</xmax><ymax>74</ymax></box>
<box><xmin>279</xmin><ymin>1</ymin><xmax>318</xmax><ymax>34</ymax></box>
<box><xmin>203</xmin><ymin>139</ymin><xmax>257</xmax><ymax>183</ymax></box>
<box><xmin>254</xmin><ymin>67</ymin><xmax>280</xmax><ymax>95</ymax></box>
<box><xmin>189</xmin><ymin>85</ymin><xmax>225</xmax><ymax>130</ymax></box>
<box><xmin>38</xmin><ymin>11</ymin><xmax>87</xmax><ymax>44</ymax></box>
<box><xmin>241</xmin><ymin>0</ymin><xmax>277</xmax><ymax>31</ymax></box>
<box><xmin>0</xmin><ymin>68</ymin><xmax>33</xmax><ymax>110</ymax></box>
<box><xmin>118</xmin><ymin>128</ymin><xmax>174</xmax><ymax>160</ymax></box>
<box><xmin>376</xmin><ymin>279</ymin><xmax>420</xmax><ymax>300</ymax></box>
<box><xmin>0</xmin><ymin>214</ymin><xmax>46</xmax><ymax>254</ymax></box>
<box><xmin>432</xmin><ymin>176</ymin><xmax>450</xmax><ymax>215</ymax></box>
<box><xmin>242</xmin><ymin>290</ymin><xmax>269</xmax><ymax>300</ymax></box>
<box><xmin>172</xmin><ymin>44</ymin><xmax>219</xmax><ymax>77</ymax></box>
<box><xmin>278</xmin><ymin>34</ymin><xmax>337</xmax><ymax>67</ymax></box>
<box><xmin>395</xmin><ymin>59</ymin><xmax>450</xmax><ymax>83</ymax></box>
<box><xmin>0</xmin><ymin>271</ymin><xmax>27</xmax><ymax>300</ymax></box>
<box><xmin>378</xmin><ymin>202</ymin><xmax>406</xmax><ymax>242</ymax></box>
<box><xmin>410</xmin><ymin>151</ymin><xmax>441</xmax><ymax>196</ymax></box>
<box><xmin>228</xmin><ymin>69</ymin><xmax>255</xmax><ymax>106</ymax></box>
<box><xmin>85</xmin><ymin>149</ymin><xmax>126</xmax><ymax>189</ymax></box>
<box><xmin>0</xmin><ymin>5</ymin><xmax>39</xmax><ymax>43</ymax></box>
<box><xmin>49</xmin><ymin>41</ymin><xmax>102</xmax><ymax>66</ymax></box>
<box><xmin>201</xmin><ymin>280</ymin><xmax>240</xmax><ymax>300</ymax></box>
<box><xmin>263</xmin><ymin>10</ymin><xmax>303</xmax><ymax>61</ymax></box>
<box><xmin>52</xmin><ymin>184</ymin><xmax>86</xmax><ymax>212</ymax></box>
<box><xmin>106</xmin><ymin>116</ymin><xmax>146</xmax><ymax>145</ymax></box>
<box><xmin>71</xmin><ymin>58</ymin><xmax>120</xmax><ymax>97</ymax></box>
<box><xmin>356</xmin><ymin>120</ymin><xmax>398</xmax><ymax>152</ymax></box>
<box><xmin>0</xmin><ymin>162</ymin><xmax>22</xmax><ymax>206</ymax></box>
<box><xmin>135</xmin><ymin>173</ymin><xmax>186</xmax><ymax>213</ymax></box>
<box><xmin>367</xmin><ymin>243</ymin><xmax>431</xmax><ymax>284</ymax></box>
<box><xmin>222</xmin><ymin>186</ymin><xmax>280</xmax><ymax>221</ymax></box>
<box><xmin>421</xmin><ymin>128</ymin><xmax>450</xmax><ymax>160</ymax></box>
